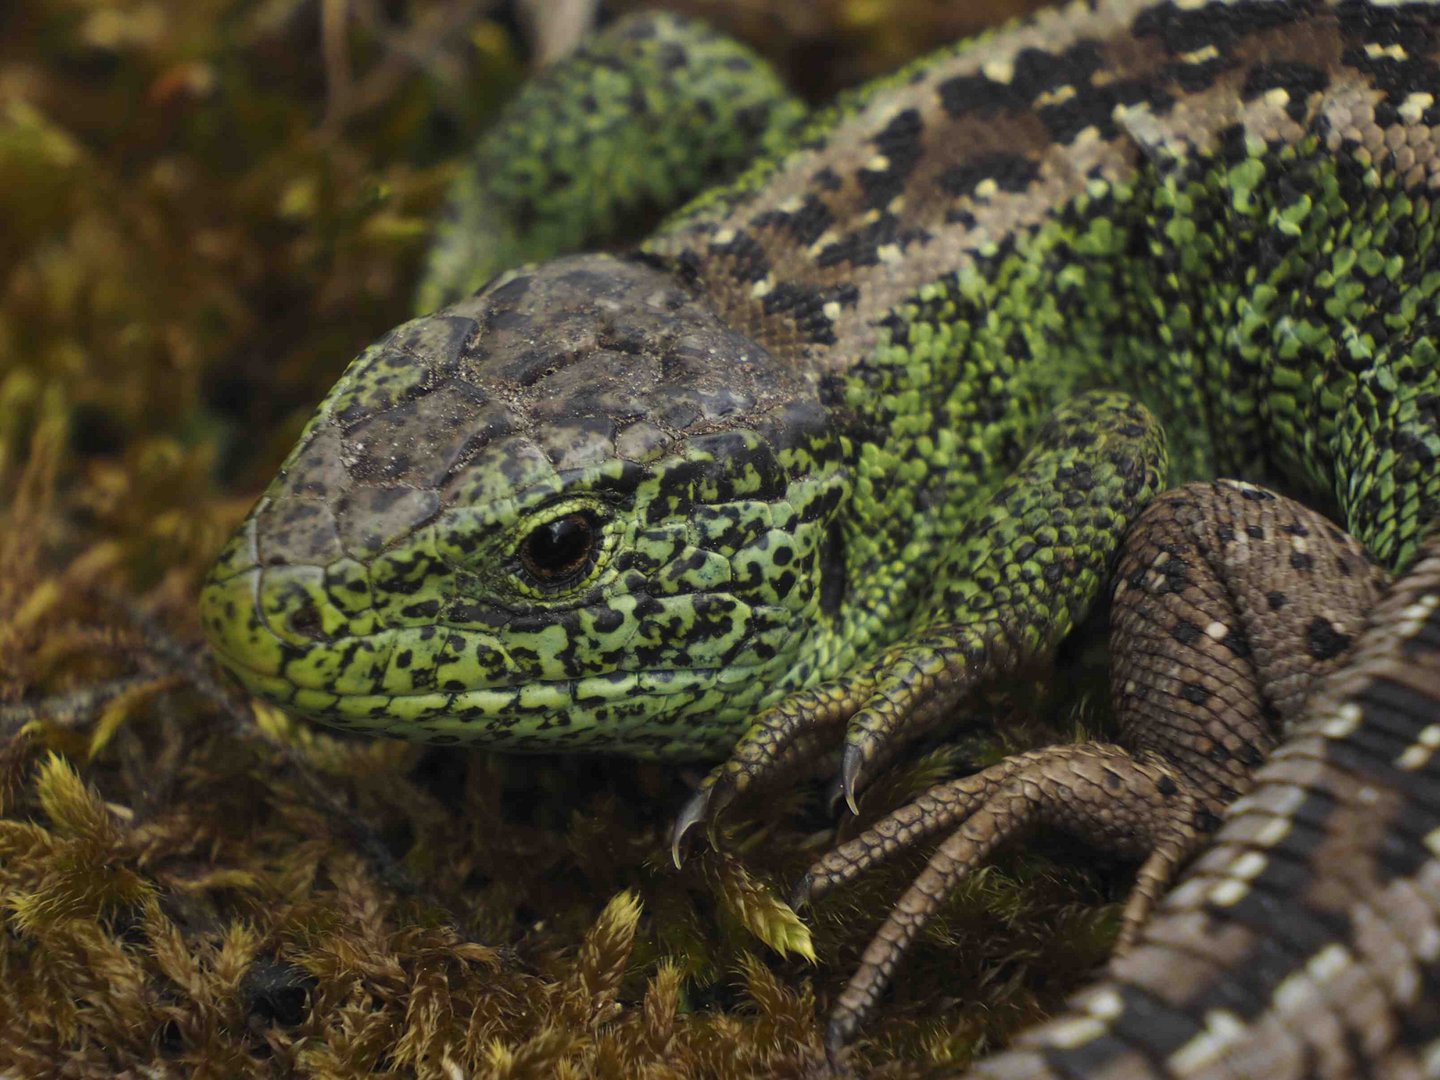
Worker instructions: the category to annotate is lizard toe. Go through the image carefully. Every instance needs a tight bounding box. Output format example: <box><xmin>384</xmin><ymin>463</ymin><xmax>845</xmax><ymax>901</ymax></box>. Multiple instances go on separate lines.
<box><xmin>815</xmin><ymin>744</ymin><xmax>1203</xmax><ymax>1046</ymax></box>
<box><xmin>669</xmin><ymin>783</ymin><xmax>721</xmax><ymax>868</ymax></box>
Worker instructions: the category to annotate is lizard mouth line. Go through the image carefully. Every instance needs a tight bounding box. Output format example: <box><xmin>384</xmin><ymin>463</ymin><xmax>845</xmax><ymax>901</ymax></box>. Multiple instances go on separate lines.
<box><xmin>211</xmin><ymin>640</ymin><xmax>727</xmax><ymax>701</ymax></box>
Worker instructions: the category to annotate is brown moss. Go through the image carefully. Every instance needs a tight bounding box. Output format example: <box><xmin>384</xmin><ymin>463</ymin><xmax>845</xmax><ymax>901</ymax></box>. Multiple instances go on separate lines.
<box><xmin>0</xmin><ymin>2</ymin><xmax>1121</xmax><ymax>1077</ymax></box>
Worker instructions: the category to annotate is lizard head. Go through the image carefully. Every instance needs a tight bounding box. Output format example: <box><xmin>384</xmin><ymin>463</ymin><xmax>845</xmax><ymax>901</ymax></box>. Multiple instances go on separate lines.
<box><xmin>201</xmin><ymin>254</ymin><xmax>848</xmax><ymax>757</ymax></box>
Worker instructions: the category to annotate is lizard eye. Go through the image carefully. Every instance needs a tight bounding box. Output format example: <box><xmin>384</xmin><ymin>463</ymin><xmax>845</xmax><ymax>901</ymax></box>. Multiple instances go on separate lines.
<box><xmin>519</xmin><ymin>511</ymin><xmax>601</xmax><ymax>585</ymax></box>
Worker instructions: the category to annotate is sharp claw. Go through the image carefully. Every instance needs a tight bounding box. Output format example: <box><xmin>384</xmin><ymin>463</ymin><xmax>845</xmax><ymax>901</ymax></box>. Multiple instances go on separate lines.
<box><xmin>788</xmin><ymin>871</ymin><xmax>814</xmax><ymax>911</ymax></box>
<box><xmin>705</xmin><ymin>774</ymin><xmax>738</xmax><ymax>831</ymax></box>
<box><xmin>669</xmin><ymin>786</ymin><xmax>712</xmax><ymax>869</ymax></box>
<box><xmin>669</xmin><ymin>772</ymin><xmax>743</xmax><ymax>867</ymax></box>
<box><xmin>840</xmin><ymin>744</ymin><xmax>864</xmax><ymax>816</ymax></box>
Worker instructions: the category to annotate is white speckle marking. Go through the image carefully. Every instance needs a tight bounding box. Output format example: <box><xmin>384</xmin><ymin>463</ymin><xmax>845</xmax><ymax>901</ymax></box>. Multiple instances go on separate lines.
<box><xmin>1180</xmin><ymin>45</ymin><xmax>1220</xmax><ymax>64</ymax></box>
<box><xmin>1266</xmin><ymin>785</ymin><xmax>1309</xmax><ymax>820</ymax></box>
<box><xmin>1205</xmin><ymin>621</ymin><xmax>1229</xmax><ymax>641</ymax></box>
<box><xmin>822</xmin><ymin>301</ymin><xmax>842</xmax><ymax>322</ymax></box>
<box><xmin>1111</xmin><ymin>101</ymin><xmax>1156</xmax><ymax>133</ymax></box>
<box><xmin>1400</xmin><ymin>92</ymin><xmax>1434</xmax><ymax>125</ymax></box>
<box><xmin>1085</xmin><ymin>988</ymin><xmax>1124</xmax><ymax>1020</ymax></box>
<box><xmin>1322</xmin><ymin>702</ymin><xmax>1363</xmax><ymax>739</ymax></box>
<box><xmin>1168</xmin><ymin>878</ymin><xmax>1210</xmax><ymax>908</ymax></box>
<box><xmin>1394</xmin><ymin>595</ymin><xmax>1440</xmax><ymax>641</ymax></box>
<box><xmin>749</xmin><ymin>276</ymin><xmax>773</xmax><ymax>300</ymax></box>
<box><xmin>1168</xmin><ymin>1009</ymin><xmax>1247</xmax><ymax>1073</ymax></box>
<box><xmin>981</xmin><ymin>57</ymin><xmax>1015</xmax><ymax>83</ymax></box>
<box><xmin>1272</xmin><ymin>970</ymin><xmax>1317</xmax><ymax>1015</ymax></box>
<box><xmin>1308</xmin><ymin>943</ymin><xmax>1352</xmax><ymax>984</ymax></box>
<box><xmin>1263</xmin><ymin>87</ymin><xmax>1292</xmax><ymax>111</ymax></box>
<box><xmin>1365</xmin><ymin>42</ymin><xmax>1409</xmax><ymax>60</ymax></box>
<box><xmin>807</xmin><ymin>231</ymin><xmax>838</xmax><ymax>258</ymax></box>
<box><xmin>1398</xmin><ymin>724</ymin><xmax>1440</xmax><ymax>771</ymax></box>
<box><xmin>1043</xmin><ymin>1016</ymin><xmax>1109</xmax><ymax>1048</ymax></box>
<box><xmin>865</xmin><ymin>154</ymin><xmax>890</xmax><ymax>173</ymax></box>
<box><xmin>974</xmin><ymin>178</ymin><xmax>999</xmax><ymax>200</ymax></box>
<box><xmin>1231</xmin><ymin>851</ymin><xmax>1267</xmax><ymax>881</ymax></box>
<box><xmin>1255</xmin><ymin>816</ymin><xmax>1292</xmax><ymax>848</ymax></box>
<box><xmin>1035</xmin><ymin>85</ymin><xmax>1077</xmax><ymax>109</ymax></box>
<box><xmin>1209</xmin><ymin>878</ymin><xmax>1250</xmax><ymax>907</ymax></box>
<box><xmin>877</xmin><ymin>244</ymin><xmax>903</xmax><ymax>264</ymax></box>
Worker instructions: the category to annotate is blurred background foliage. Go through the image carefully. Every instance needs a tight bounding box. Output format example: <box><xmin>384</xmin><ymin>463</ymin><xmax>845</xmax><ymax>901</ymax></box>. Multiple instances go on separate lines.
<box><xmin>0</xmin><ymin>3</ymin><xmax>1126</xmax><ymax>1078</ymax></box>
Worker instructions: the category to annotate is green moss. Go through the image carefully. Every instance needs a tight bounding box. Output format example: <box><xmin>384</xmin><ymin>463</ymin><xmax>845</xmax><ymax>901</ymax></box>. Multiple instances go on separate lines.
<box><xmin>0</xmin><ymin>2</ymin><xmax>1119</xmax><ymax>1075</ymax></box>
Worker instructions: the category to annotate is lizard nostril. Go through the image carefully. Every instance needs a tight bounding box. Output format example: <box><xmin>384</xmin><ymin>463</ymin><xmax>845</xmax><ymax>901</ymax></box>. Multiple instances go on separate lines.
<box><xmin>288</xmin><ymin>601</ymin><xmax>326</xmax><ymax>641</ymax></box>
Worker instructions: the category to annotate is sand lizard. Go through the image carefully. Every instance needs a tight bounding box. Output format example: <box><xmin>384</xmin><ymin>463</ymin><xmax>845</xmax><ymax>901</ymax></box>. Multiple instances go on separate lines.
<box><xmin>202</xmin><ymin>1</ymin><xmax>1440</xmax><ymax>1070</ymax></box>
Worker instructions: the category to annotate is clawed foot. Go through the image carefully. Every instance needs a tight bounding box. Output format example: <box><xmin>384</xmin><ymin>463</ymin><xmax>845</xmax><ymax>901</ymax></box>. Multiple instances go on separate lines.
<box><xmin>799</xmin><ymin>743</ymin><xmax>1205</xmax><ymax>1048</ymax></box>
<box><xmin>669</xmin><ymin>679</ymin><xmax>870</xmax><ymax>866</ymax></box>
<box><xmin>669</xmin><ymin>641</ymin><xmax>979</xmax><ymax>861</ymax></box>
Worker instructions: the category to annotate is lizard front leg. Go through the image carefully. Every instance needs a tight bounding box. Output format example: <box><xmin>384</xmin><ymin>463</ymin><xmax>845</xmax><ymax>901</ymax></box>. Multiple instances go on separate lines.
<box><xmin>671</xmin><ymin>389</ymin><xmax>1168</xmax><ymax>857</ymax></box>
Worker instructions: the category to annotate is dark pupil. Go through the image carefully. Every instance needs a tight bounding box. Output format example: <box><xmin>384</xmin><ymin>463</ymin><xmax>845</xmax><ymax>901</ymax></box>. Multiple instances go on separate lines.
<box><xmin>522</xmin><ymin>513</ymin><xmax>595</xmax><ymax>580</ymax></box>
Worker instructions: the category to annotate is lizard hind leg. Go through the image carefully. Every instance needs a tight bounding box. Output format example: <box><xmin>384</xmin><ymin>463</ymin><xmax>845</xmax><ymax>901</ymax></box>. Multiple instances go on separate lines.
<box><xmin>1110</xmin><ymin>480</ymin><xmax>1388</xmax><ymax>813</ymax></box>
<box><xmin>814</xmin><ymin>480</ymin><xmax>1387</xmax><ymax>1051</ymax></box>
